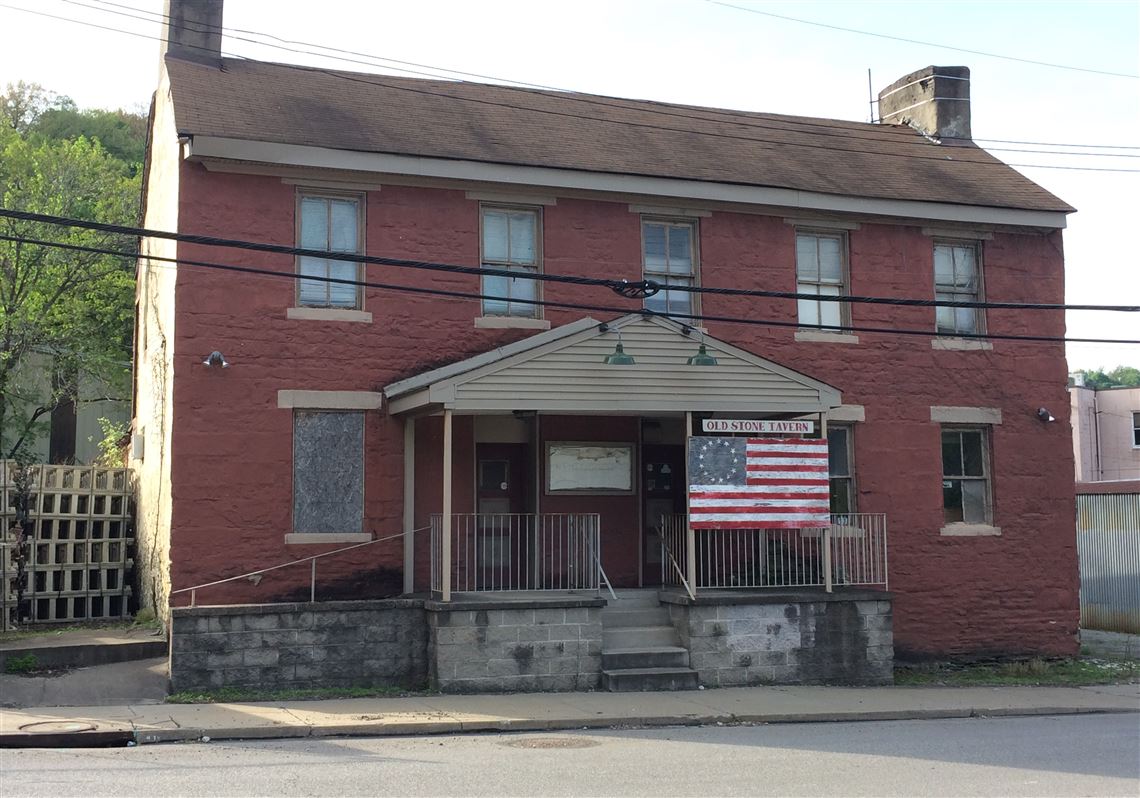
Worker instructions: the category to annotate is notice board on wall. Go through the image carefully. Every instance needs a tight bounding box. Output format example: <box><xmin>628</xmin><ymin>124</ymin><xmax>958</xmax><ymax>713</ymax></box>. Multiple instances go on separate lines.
<box><xmin>547</xmin><ymin>443</ymin><xmax>634</xmax><ymax>493</ymax></box>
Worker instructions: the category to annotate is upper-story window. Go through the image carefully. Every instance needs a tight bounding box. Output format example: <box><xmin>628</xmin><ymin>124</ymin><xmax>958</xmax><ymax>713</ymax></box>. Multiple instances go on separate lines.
<box><xmin>934</xmin><ymin>241</ymin><xmax>984</xmax><ymax>336</ymax></box>
<box><xmin>796</xmin><ymin>231</ymin><xmax>847</xmax><ymax>328</ymax></box>
<box><xmin>297</xmin><ymin>193</ymin><xmax>363</xmax><ymax>308</ymax></box>
<box><xmin>481</xmin><ymin>206</ymin><xmax>540</xmax><ymax>317</ymax></box>
<box><xmin>1133</xmin><ymin>411</ymin><xmax>1140</xmax><ymax>448</ymax></box>
<box><xmin>642</xmin><ymin>219</ymin><xmax>698</xmax><ymax>317</ymax></box>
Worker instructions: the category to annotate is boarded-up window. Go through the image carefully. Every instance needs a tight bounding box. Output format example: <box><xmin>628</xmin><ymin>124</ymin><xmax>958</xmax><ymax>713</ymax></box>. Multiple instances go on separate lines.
<box><xmin>293</xmin><ymin>411</ymin><xmax>364</xmax><ymax>533</ymax></box>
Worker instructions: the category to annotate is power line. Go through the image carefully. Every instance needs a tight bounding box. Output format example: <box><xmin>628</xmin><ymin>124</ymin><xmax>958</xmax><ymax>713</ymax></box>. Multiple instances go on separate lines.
<box><xmin>7</xmin><ymin>2</ymin><xmax>1140</xmax><ymax>175</ymax></box>
<box><xmin>3</xmin><ymin>207</ymin><xmax>1137</xmax><ymax>314</ymax></box>
<box><xmin>707</xmin><ymin>0</ymin><xmax>1140</xmax><ymax>80</ymax></box>
<box><xmin>4</xmin><ymin>231</ymin><xmax>1137</xmax><ymax>347</ymax></box>
<box><xmin>77</xmin><ymin>0</ymin><xmax>1140</xmax><ymax>160</ymax></box>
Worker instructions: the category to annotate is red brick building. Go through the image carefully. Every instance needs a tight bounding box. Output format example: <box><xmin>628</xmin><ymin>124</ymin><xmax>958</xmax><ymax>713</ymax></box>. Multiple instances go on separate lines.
<box><xmin>137</xmin><ymin>1</ymin><xmax>1078</xmax><ymax>676</ymax></box>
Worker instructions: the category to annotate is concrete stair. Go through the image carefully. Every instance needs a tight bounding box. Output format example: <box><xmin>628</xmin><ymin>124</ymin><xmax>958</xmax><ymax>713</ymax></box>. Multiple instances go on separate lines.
<box><xmin>600</xmin><ymin>590</ymin><xmax>698</xmax><ymax>691</ymax></box>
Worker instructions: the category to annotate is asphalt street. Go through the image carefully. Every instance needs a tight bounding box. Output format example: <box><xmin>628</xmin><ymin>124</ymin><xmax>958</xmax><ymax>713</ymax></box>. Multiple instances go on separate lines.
<box><xmin>2</xmin><ymin>713</ymin><xmax>1138</xmax><ymax>797</ymax></box>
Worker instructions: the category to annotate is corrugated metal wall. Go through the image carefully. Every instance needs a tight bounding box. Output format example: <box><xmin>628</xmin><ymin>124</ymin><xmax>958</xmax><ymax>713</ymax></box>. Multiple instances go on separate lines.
<box><xmin>1076</xmin><ymin>492</ymin><xmax>1140</xmax><ymax>634</ymax></box>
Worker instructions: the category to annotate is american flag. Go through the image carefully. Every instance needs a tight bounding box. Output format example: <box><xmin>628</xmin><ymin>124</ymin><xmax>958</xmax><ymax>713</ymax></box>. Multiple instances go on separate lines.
<box><xmin>688</xmin><ymin>436</ymin><xmax>830</xmax><ymax>529</ymax></box>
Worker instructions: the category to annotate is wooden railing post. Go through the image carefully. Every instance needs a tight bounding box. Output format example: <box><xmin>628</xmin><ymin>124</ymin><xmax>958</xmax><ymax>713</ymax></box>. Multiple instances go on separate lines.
<box><xmin>441</xmin><ymin>410</ymin><xmax>452</xmax><ymax>602</ymax></box>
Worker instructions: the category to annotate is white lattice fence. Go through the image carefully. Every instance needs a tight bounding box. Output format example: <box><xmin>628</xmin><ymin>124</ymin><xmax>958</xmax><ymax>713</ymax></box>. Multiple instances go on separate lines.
<box><xmin>1</xmin><ymin>461</ymin><xmax>135</xmax><ymax>627</ymax></box>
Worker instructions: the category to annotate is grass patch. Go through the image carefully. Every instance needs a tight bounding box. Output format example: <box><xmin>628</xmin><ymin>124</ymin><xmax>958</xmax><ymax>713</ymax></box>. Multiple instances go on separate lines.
<box><xmin>166</xmin><ymin>685</ymin><xmax>415</xmax><ymax>704</ymax></box>
<box><xmin>3</xmin><ymin>653</ymin><xmax>39</xmax><ymax>674</ymax></box>
<box><xmin>895</xmin><ymin>656</ymin><xmax>1140</xmax><ymax>686</ymax></box>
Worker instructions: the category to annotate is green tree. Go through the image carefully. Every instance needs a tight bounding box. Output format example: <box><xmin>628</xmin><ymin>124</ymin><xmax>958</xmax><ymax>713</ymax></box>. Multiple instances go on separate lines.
<box><xmin>0</xmin><ymin>122</ymin><xmax>139</xmax><ymax>458</ymax></box>
<box><xmin>32</xmin><ymin>107</ymin><xmax>147</xmax><ymax>172</ymax></box>
<box><xmin>1076</xmin><ymin>366</ymin><xmax>1140</xmax><ymax>389</ymax></box>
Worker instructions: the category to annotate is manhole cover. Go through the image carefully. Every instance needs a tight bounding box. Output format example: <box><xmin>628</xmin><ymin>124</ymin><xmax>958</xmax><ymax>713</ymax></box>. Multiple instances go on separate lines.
<box><xmin>500</xmin><ymin>737</ymin><xmax>600</xmax><ymax>749</ymax></box>
<box><xmin>19</xmin><ymin>721</ymin><xmax>97</xmax><ymax>734</ymax></box>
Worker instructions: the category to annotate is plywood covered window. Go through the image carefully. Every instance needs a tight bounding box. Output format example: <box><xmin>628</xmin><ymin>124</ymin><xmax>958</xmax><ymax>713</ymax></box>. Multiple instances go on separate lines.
<box><xmin>481</xmin><ymin>206</ymin><xmax>540</xmax><ymax>317</ymax></box>
<box><xmin>934</xmin><ymin>241</ymin><xmax>984</xmax><ymax>335</ymax></box>
<box><xmin>796</xmin><ymin>231</ymin><xmax>847</xmax><ymax>329</ymax></box>
<box><xmin>292</xmin><ymin>411</ymin><xmax>364</xmax><ymax>534</ymax></box>
<box><xmin>297</xmin><ymin>194</ymin><xmax>363</xmax><ymax>308</ymax></box>
<box><xmin>941</xmin><ymin>427</ymin><xmax>991</xmax><ymax>524</ymax></box>
<box><xmin>642</xmin><ymin>219</ymin><xmax>697</xmax><ymax>317</ymax></box>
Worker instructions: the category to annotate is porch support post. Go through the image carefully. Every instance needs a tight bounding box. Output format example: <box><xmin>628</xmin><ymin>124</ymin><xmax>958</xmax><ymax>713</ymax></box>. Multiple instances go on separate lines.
<box><xmin>685</xmin><ymin>411</ymin><xmax>697</xmax><ymax>595</ymax></box>
<box><xmin>402</xmin><ymin>417</ymin><xmax>415</xmax><ymax>595</ymax></box>
<box><xmin>820</xmin><ymin>411</ymin><xmax>832</xmax><ymax>593</ymax></box>
<box><xmin>442</xmin><ymin>409</ymin><xmax>453</xmax><ymax>602</ymax></box>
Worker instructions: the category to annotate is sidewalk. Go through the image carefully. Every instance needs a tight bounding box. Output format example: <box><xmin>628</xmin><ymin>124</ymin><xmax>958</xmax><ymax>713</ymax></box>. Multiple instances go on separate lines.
<box><xmin>2</xmin><ymin>682</ymin><xmax>1137</xmax><ymax>748</ymax></box>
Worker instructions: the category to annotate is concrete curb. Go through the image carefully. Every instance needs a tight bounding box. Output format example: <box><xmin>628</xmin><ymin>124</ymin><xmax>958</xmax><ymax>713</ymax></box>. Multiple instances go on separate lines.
<box><xmin>3</xmin><ymin>704</ymin><xmax>1136</xmax><ymax>748</ymax></box>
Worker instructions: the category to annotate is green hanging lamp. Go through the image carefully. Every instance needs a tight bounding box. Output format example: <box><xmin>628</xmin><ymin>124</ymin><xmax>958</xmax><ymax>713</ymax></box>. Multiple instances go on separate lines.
<box><xmin>687</xmin><ymin>342</ymin><xmax>718</xmax><ymax>366</ymax></box>
<box><xmin>604</xmin><ymin>341</ymin><xmax>636</xmax><ymax>365</ymax></box>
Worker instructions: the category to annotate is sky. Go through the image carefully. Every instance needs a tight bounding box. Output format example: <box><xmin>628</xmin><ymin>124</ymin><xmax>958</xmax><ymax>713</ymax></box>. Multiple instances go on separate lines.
<box><xmin>1</xmin><ymin>0</ymin><xmax>1137</xmax><ymax>370</ymax></box>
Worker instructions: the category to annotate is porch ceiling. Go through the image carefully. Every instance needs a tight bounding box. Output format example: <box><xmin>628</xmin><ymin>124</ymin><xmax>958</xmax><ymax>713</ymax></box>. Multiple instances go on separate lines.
<box><xmin>383</xmin><ymin>314</ymin><xmax>841</xmax><ymax>415</ymax></box>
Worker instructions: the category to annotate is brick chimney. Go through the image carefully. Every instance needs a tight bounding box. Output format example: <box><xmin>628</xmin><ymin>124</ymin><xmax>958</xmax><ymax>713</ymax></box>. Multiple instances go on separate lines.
<box><xmin>162</xmin><ymin>0</ymin><xmax>223</xmax><ymax>65</ymax></box>
<box><xmin>878</xmin><ymin>66</ymin><xmax>971</xmax><ymax>141</ymax></box>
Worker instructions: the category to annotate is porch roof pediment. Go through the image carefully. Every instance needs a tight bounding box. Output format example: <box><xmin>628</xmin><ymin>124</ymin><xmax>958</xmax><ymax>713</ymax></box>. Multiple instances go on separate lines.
<box><xmin>383</xmin><ymin>315</ymin><xmax>841</xmax><ymax>415</ymax></box>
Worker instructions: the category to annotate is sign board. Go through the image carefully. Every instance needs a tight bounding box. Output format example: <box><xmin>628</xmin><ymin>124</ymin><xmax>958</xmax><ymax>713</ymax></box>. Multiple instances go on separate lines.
<box><xmin>700</xmin><ymin>419</ymin><xmax>815</xmax><ymax>435</ymax></box>
<box><xmin>547</xmin><ymin>443</ymin><xmax>634</xmax><ymax>493</ymax></box>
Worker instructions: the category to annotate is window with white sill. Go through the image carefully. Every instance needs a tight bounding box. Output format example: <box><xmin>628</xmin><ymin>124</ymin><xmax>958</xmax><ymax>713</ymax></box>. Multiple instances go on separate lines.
<box><xmin>297</xmin><ymin>194</ymin><xmax>362</xmax><ymax>309</ymax></box>
<box><xmin>481</xmin><ymin>206</ymin><xmax>540</xmax><ymax>318</ymax></box>
<box><xmin>796</xmin><ymin>231</ymin><xmax>848</xmax><ymax>329</ymax></box>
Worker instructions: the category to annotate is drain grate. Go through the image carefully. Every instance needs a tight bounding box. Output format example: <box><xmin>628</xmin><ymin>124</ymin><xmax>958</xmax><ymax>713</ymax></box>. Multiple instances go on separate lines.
<box><xmin>500</xmin><ymin>737</ymin><xmax>601</xmax><ymax>749</ymax></box>
<box><xmin>19</xmin><ymin>721</ymin><xmax>97</xmax><ymax>734</ymax></box>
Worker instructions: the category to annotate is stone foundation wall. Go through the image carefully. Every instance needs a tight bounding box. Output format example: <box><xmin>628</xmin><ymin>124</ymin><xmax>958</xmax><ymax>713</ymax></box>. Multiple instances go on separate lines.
<box><xmin>664</xmin><ymin>591</ymin><xmax>893</xmax><ymax>686</ymax></box>
<box><xmin>426</xmin><ymin>598</ymin><xmax>604</xmax><ymax>693</ymax></box>
<box><xmin>170</xmin><ymin>599</ymin><xmax>427</xmax><ymax>693</ymax></box>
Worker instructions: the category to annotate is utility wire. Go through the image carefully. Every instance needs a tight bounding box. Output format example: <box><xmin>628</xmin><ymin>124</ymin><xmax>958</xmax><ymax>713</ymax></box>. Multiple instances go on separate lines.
<box><xmin>77</xmin><ymin>0</ymin><xmax>1140</xmax><ymax>160</ymax></box>
<box><xmin>57</xmin><ymin>0</ymin><xmax>1140</xmax><ymax>163</ymax></box>
<box><xmin>3</xmin><ymin>207</ymin><xmax>1137</xmax><ymax>314</ymax></box>
<box><xmin>4</xmin><ymin>231</ymin><xmax>1137</xmax><ymax>347</ymax></box>
<box><xmin>707</xmin><ymin>0</ymin><xmax>1140</xmax><ymax>80</ymax></box>
<box><xmin>6</xmin><ymin>2</ymin><xmax>1140</xmax><ymax>175</ymax></box>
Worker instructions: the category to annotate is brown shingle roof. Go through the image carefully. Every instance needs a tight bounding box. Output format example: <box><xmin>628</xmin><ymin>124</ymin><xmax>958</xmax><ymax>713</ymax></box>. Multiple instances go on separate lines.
<box><xmin>165</xmin><ymin>57</ymin><xmax>1073</xmax><ymax>213</ymax></box>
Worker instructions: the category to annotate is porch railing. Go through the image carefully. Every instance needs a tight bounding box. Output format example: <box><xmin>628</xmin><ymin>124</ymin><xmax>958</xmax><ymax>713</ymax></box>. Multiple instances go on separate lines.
<box><xmin>658</xmin><ymin>513</ymin><xmax>888</xmax><ymax>591</ymax></box>
<box><xmin>430</xmin><ymin>513</ymin><xmax>601</xmax><ymax>593</ymax></box>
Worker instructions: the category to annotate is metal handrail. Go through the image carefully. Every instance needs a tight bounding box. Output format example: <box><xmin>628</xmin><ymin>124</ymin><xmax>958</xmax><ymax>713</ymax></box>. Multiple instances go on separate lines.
<box><xmin>659</xmin><ymin>519</ymin><xmax>697</xmax><ymax>601</ymax></box>
<box><xmin>595</xmin><ymin>553</ymin><xmax>617</xmax><ymax>602</ymax></box>
<box><xmin>172</xmin><ymin>526</ymin><xmax>428</xmax><ymax>606</ymax></box>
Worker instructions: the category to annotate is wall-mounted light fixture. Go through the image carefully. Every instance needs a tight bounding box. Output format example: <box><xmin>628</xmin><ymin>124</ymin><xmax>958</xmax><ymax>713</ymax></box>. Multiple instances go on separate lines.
<box><xmin>681</xmin><ymin>324</ymin><xmax>718</xmax><ymax>366</ymax></box>
<box><xmin>1036</xmin><ymin>407</ymin><xmax>1055</xmax><ymax>423</ymax></box>
<box><xmin>599</xmin><ymin>323</ymin><xmax>636</xmax><ymax>365</ymax></box>
<box><xmin>203</xmin><ymin>350</ymin><xmax>229</xmax><ymax>368</ymax></box>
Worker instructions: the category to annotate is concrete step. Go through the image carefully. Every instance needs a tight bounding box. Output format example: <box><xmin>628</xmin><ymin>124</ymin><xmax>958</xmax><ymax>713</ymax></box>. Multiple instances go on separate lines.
<box><xmin>603</xmin><ymin>625</ymin><xmax>679</xmax><ymax>649</ymax></box>
<box><xmin>602</xmin><ymin>667</ymin><xmax>700</xmax><ymax>692</ymax></box>
<box><xmin>601</xmin><ymin>607</ymin><xmax>671</xmax><ymax>629</ymax></box>
<box><xmin>602</xmin><ymin>646</ymin><xmax>689</xmax><ymax>670</ymax></box>
<box><xmin>608</xmin><ymin>590</ymin><xmax>661</xmax><ymax>608</ymax></box>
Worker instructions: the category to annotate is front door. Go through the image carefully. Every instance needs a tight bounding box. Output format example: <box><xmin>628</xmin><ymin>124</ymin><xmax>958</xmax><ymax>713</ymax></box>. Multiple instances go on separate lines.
<box><xmin>475</xmin><ymin>443</ymin><xmax>529</xmax><ymax>589</ymax></box>
<box><xmin>641</xmin><ymin>444</ymin><xmax>686</xmax><ymax>586</ymax></box>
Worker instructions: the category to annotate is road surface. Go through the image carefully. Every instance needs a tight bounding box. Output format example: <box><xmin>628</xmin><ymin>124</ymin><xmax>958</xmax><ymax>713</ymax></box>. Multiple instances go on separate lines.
<box><xmin>3</xmin><ymin>713</ymin><xmax>1138</xmax><ymax>796</ymax></box>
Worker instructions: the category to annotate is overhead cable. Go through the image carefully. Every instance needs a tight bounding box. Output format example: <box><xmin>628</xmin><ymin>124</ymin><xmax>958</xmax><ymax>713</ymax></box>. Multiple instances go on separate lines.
<box><xmin>3</xmin><ymin>207</ymin><xmax>1137</xmax><ymax>314</ymax></box>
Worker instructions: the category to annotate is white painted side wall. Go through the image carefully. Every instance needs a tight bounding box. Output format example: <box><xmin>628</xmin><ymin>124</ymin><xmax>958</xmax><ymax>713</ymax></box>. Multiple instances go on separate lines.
<box><xmin>132</xmin><ymin>67</ymin><xmax>181</xmax><ymax>620</ymax></box>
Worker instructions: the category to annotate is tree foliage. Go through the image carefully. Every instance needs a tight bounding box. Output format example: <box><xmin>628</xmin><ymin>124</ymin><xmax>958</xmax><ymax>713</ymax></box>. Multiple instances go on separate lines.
<box><xmin>0</xmin><ymin>82</ymin><xmax>142</xmax><ymax>458</ymax></box>
<box><xmin>1076</xmin><ymin>366</ymin><xmax>1140</xmax><ymax>390</ymax></box>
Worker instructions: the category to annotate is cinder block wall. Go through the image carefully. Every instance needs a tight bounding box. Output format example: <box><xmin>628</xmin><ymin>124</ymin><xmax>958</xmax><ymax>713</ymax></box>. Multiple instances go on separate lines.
<box><xmin>665</xmin><ymin>593</ymin><xmax>893</xmax><ymax>686</ymax></box>
<box><xmin>426</xmin><ymin>601</ymin><xmax>603</xmax><ymax>693</ymax></box>
<box><xmin>170</xmin><ymin>599</ymin><xmax>427</xmax><ymax>693</ymax></box>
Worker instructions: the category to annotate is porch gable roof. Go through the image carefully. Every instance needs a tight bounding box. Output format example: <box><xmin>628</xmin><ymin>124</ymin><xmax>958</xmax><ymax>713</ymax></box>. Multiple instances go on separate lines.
<box><xmin>383</xmin><ymin>314</ymin><xmax>841</xmax><ymax>415</ymax></box>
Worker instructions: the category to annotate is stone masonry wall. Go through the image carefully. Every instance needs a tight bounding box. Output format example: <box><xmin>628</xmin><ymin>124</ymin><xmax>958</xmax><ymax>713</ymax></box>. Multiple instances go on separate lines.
<box><xmin>665</xmin><ymin>593</ymin><xmax>893</xmax><ymax>686</ymax></box>
<box><xmin>427</xmin><ymin>600</ymin><xmax>603</xmax><ymax>693</ymax></box>
<box><xmin>170</xmin><ymin>600</ymin><xmax>427</xmax><ymax>693</ymax></box>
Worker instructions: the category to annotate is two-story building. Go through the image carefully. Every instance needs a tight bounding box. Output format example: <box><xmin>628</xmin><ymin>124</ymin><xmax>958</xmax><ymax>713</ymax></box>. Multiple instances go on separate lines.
<box><xmin>139</xmin><ymin>1</ymin><xmax>1080</xmax><ymax>692</ymax></box>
